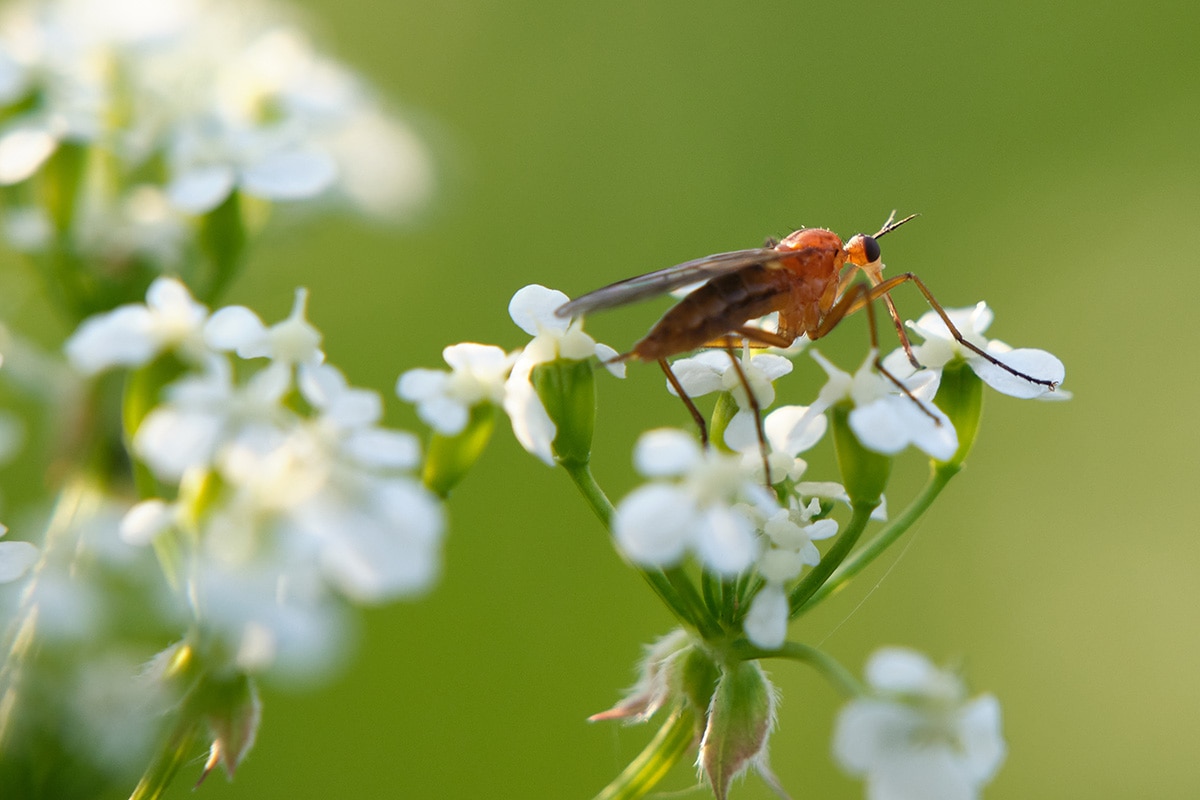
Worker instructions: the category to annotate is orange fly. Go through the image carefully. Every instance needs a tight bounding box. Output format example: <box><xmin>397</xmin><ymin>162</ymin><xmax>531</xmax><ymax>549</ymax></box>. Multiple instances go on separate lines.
<box><xmin>555</xmin><ymin>213</ymin><xmax>1056</xmax><ymax>475</ymax></box>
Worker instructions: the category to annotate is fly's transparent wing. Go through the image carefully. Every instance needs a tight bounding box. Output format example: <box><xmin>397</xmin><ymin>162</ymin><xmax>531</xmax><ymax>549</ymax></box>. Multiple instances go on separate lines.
<box><xmin>556</xmin><ymin>248</ymin><xmax>782</xmax><ymax>318</ymax></box>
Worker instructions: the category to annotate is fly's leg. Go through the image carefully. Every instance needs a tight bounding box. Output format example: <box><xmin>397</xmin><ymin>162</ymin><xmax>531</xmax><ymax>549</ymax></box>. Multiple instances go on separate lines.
<box><xmin>817</xmin><ymin>282</ymin><xmax>944</xmax><ymax>426</ymax></box>
<box><xmin>722</xmin><ymin>342</ymin><xmax>773</xmax><ymax>490</ymax></box>
<box><xmin>659</xmin><ymin>358</ymin><xmax>709</xmax><ymax>446</ymax></box>
<box><xmin>846</xmin><ymin>273</ymin><xmax>1058</xmax><ymax>390</ymax></box>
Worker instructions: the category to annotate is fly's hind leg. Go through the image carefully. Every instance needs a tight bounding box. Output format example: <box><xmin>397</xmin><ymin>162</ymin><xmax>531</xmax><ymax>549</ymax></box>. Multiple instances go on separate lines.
<box><xmin>721</xmin><ymin>342</ymin><xmax>774</xmax><ymax>490</ymax></box>
<box><xmin>659</xmin><ymin>358</ymin><xmax>709</xmax><ymax>446</ymax></box>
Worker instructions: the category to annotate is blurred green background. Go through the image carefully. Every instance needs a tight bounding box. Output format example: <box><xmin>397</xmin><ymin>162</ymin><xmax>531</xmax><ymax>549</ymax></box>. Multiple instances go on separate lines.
<box><xmin>9</xmin><ymin>0</ymin><xmax>1199</xmax><ymax>797</ymax></box>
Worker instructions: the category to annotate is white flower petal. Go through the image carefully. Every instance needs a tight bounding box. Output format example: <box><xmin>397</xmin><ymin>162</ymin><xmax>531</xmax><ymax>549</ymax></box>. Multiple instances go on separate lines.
<box><xmin>443</xmin><ymin>342</ymin><xmax>510</xmax><ymax>373</ymax></box>
<box><xmin>508</xmin><ymin>284</ymin><xmax>570</xmax><ymax>337</ymax></box>
<box><xmin>970</xmin><ymin>348</ymin><xmax>1065</xmax><ymax>399</ymax></box>
<box><xmin>204</xmin><ymin>306</ymin><xmax>268</xmax><ymax>352</ymax></box>
<box><xmin>669</xmin><ymin>352</ymin><xmax>728</xmax><ymax>397</ymax></box>
<box><xmin>743</xmin><ymin>585</ymin><xmax>789</xmax><ymax>650</ymax></box>
<box><xmin>633</xmin><ymin>429</ymin><xmax>701</xmax><ymax>477</ymax></box>
<box><xmin>722</xmin><ymin>410</ymin><xmax>762</xmax><ymax>452</ymax></box>
<box><xmin>692</xmin><ymin>504</ymin><xmax>758</xmax><ymax>576</ymax></box>
<box><xmin>0</xmin><ymin>539</ymin><xmax>38</xmax><ymax>583</ymax></box>
<box><xmin>417</xmin><ymin>396</ymin><xmax>469</xmax><ymax>435</ymax></box>
<box><xmin>65</xmin><ymin>306</ymin><xmax>158</xmax><ymax>374</ymax></box>
<box><xmin>168</xmin><ymin>165</ymin><xmax>237</xmax><ymax>213</ymax></box>
<box><xmin>241</xmin><ymin>148</ymin><xmax>338</xmax><ymax>200</ymax></box>
<box><xmin>342</xmin><ymin>428</ymin><xmax>421</xmax><ymax>470</ymax></box>
<box><xmin>134</xmin><ymin>407</ymin><xmax>224</xmax><ymax>480</ymax></box>
<box><xmin>119</xmin><ymin>500</ymin><xmax>175</xmax><ymax>546</ymax></box>
<box><xmin>0</xmin><ymin>126</ymin><xmax>58</xmax><ymax>185</ymax></box>
<box><xmin>957</xmin><ymin>695</ymin><xmax>1006</xmax><ymax>781</ymax></box>
<box><xmin>502</xmin><ymin>355</ymin><xmax>556</xmax><ymax>465</ymax></box>
<box><xmin>594</xmin><ymin>343</ymin><xmax>626</xmax><ymax>378</ymax></box>
<box><xmin>764</xmin><ymin>405</ymin><xmax>827</xmax><ymax>456</ymax></box>
<box><xmin>865</xmin><ymin>647</ymin><xmax>945</xmax><ymax>694</ymax></box>
<box><xmin>396</xmin><ymin>368</ymin><xmax>450</xmax><ymax>403</ymax></box>
<box><xmin>750</xmin><ymin>353</ymin><xmax>793</xmax><ymax>381</ymax></box>
<box><xmin>613</xmin><ymin>484</ymin><xmax>694</xmax><ymax>567</ymax></box>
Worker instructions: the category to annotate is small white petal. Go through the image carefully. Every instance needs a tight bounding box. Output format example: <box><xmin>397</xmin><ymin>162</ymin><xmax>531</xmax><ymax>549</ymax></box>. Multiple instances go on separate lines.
<box><xmin>502</xmin><ymin>356</ymin><xmax>556</xmax><ymax>465</ymax></box>
<box><xmin>508</xmin><ymin>284</ymin><xmax>571</xmax><ymax>337</ymax></box>
<box><xmin>865</xmin><ymin>647</ymin><xmax>945</xmax><ymax>695</ymax></box>
<box><xmin>970</xmin><ymin>348</ymin><xmax>1065</xmax><ymax>399</ymax></box>
<box><xmin>342</xmin><ymin>428</ymin><xmax>421</xmax><ymax>470</ymax></box>
<box><xmin>722</xmin><ymin>410</ymin><xmax>762</xmax><ymax>452</ymax></box>
<box><xmin>957</xmin><ymin>695</ymin><xmax>1006</xmax><ymax>781</ymax></box>
<box><xmin>65</xmin><ymin>306</ymin><xmax>158</xmax><ymax>374</ymax></box>
<box><xmin>0</xmin><ymin>540</ymin><xmax>38</xmax><ymax>583</ymax></box>
<box><xmin>241</xmin><ymin>149</ymin><xmax>338</xmax><ymax>200</ymax></box>
<box><xmin>134</xmin><ymin>408</ymin><xmax>223</xmax><ymax>480</ymax></box>
<box><xmin>633</xmin><ymin>429</ymin><xmax>701</xmax><ymax>477</ymax></box>
<box><xmin>396</xmin><ymin>369</ymin><xmax>450</xmax><ymax>403</ymax></box>
<box><xmin>594</xmin><ymin>343</ymin><xmax>626</xmax><ymax>377</ymax></box>
<box><xmin>443</xmin><ymin>342</ymin><xmax>510</xmax><ymax>373</ymax></box>
<box><xmin>119</xmin><ymin>500</ymin><xmax>175</xmax><ymax>545</ymax></box>
<box><xmin>743</xmin><ymin>585</ymin><xmax>789</xmax><ymax>650</ymax></box>
<box><xmin>613</xmin><ymin>484</ymin><xmax>694</xmax><ymax>567</ymax></box>
<box><xmin>692</xmin><ymin>504</ymin><xmax>758</xmax><ymax>576</ymax></box>
<box><xmin>764</xmin><ymin>405</ymin><xmax>827</xmax><ymax>456</ymax></box>
<box><xmin>204</xmin><ymin>306</ymin><xmax>267</xmax><ymax>352</ymax></box>
<box><xmin>0</xmin><ymin>126</ymin><xmax>57</xmax><ymax>185</ymax></box>
<box><xmin>750</xmin><ymin>353</ymin><xmax>793</xmax><ymax>381</ymax></box>
<box><xmin>417</xmin><ymin>396</ymin><xmax>470</xmax><ymax>435</ymax></box>
<box><xmin>669</xmin><ymin>352</ymin><xmax>728</xmax><ymax>397</ymax></box>
<box><xmin>168</xmin><ymin>165</ymin><xmax>237</xmax><ymax>213</ymax></box>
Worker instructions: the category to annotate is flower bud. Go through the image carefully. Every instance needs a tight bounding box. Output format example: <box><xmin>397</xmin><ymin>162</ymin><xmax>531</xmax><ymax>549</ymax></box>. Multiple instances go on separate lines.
<box><xmin>421</xmin><ymin>403</ymin><xmax>498</xmax><ymax>497</ymax></box>
<box><xmin>831</xmin><ymin>402</ymin><xmax>893</xmax><ymax>509</ymax></box>
<box><xmin>708</xmin><ymin>392</ymin><xmax>739</xmax><ymax>453</ymax></box>
<box><xmin>531</xmin><ymin>358</ymin><xmax>595</xmax><ymax>466</ymax></box>
<box><xmin>933</xmin><ymin>360</ymin><xmax>984</xmax><ymax>467</ymax></box>
<box><xmin>699</xmin><ymin>660</ymin><xmax>776</xmax><ymax>800</ymax></box>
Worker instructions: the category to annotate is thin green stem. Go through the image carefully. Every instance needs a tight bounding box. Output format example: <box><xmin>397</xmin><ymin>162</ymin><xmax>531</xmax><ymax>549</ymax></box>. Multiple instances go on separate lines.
<box><xmin>788</xmin><ymin>501</ymin><xmax>877</xmax><ymax>616</ymax></box>
<box><xmin>593</xmin><ymin>705</ymin><xmax>696</xmax><ymax>800</ymax></box>
<box><xmin>796</xmin><ymin>463</ymin><xmax>959</xmax><ymax>613</ymax></box>
<box><xmin>562</xmin><ymin>462</ymin><xmax>716</xmax><ymax>636</ymax></box>
<box><xmin>734</xmin><ymin>640</ymin><xmax>864</xmax><ymax>697</ymax></box>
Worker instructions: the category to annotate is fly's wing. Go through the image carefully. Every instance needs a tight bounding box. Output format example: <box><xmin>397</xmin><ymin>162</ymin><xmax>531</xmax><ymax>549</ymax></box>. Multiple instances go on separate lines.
<box><xmin>555</xmin><ymin>247</ymin><xmax>782</xmax><ymax>318</ymax></box>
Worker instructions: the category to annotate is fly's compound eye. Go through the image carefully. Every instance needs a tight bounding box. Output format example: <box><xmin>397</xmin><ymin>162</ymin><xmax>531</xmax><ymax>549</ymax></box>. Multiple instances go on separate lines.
<box><xmin>845</xmin><ymin>233</ymin><xmax>882</xmax><ymax>266</ymax></box>
<box><xmin>860</xmin><ymin>235</ymin><xmax>881</xmax><ymax>264</ymax></box>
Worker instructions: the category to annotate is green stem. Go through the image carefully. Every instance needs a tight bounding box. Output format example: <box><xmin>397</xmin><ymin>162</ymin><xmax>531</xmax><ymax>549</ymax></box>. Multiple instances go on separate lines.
<box><xmin>734</xmin><ymin>640</ymin><xmax>864</xmax><ymax>697</ymax></box>
<box><xmin>796</xmin><ymin>463</ymin><xmax>959</xmax><ymax>613</ymax></box>
<box><xmin>593</xmin><ymin>705</ymin><xmax>696</xmax><ymax>800</ymax></box>
<box><xmin>788</xmin><ymin>501</ymin><xmax>876</xmax><ymax>615</ymax></box>
<box><xmin>562</xmin><ymin>462</ymin><xmax>718</xmax><ymax>638</ymax></box>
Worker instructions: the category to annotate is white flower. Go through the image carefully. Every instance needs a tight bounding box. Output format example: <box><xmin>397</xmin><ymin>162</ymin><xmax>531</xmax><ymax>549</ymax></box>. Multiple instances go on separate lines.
<box><xmin>834</xmin><ymin>647</ymin><xmax>1006</xmax><ymax>800</ymax></box>
<box><xmin>65</xmin><ymin>276</ymin><xmax>209</xmax><ymax>374</ymax></box>
<box><xmin>742</xmin><ymin>495</ymin><xmax>838</xmax><ymax>649</ymax></box>
<box><xmin>668</xmin><ymin>349</ymin><xmax>793</xmax><ymax>451</ymax></box>
<box><xmin>806</xmin><ymin>350</ymin><xmax>958</xmax><ymax>462</ymax></box>
<box><xmin>0</xmin><ymin>523</ymin><xmax>38</xmax><ymax>583</ymax></box>
<box><xmin>504</xmin><ymin>284</ymin><xmax>624</xmax><ymax>465</ymax></box>
<box><xmin>613</xmin><ymin>429</ymin><xmax>777</xmax><ymax>576</ymax></box>
<box><xmin>205</xmin><ymin>286</ymin><xmax>324</xmax><ymax>374</ymax></box>
<box><xmin>882</xmin><ymin>302</ymin><xmax>1068</xmax><ymax>400</ymax></box>
<box><xmin>133</xmin><ymin>356</ymin><xmax>290</xmax><ymax>481</ymax></box>
<box><xmin>736</xmin><ymin>403</ymin><xmax>828</xmax><ymax>485</ymax></box>
<box><xmin>397</xmin><ymin>343</ymin><xmax>516</xmax><ymax>435</ymax></box>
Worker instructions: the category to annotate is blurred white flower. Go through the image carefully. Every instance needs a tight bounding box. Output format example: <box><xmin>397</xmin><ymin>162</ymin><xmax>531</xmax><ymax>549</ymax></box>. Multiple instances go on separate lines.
<box><xmin>397</xmin><ymin>343</ymin><xmax>517</xmax><ymax>435</ymax></box>
<box><xmin>505</xmin><ymin>284</ymin><xmax>624</xmax><ymax>465</ymax></box>
<box><xmin>882</xmin><ymin>302</ymin><xmax>1068</xmax><ymax>400</ymax></box>
<box><xmin>0</xmin><ymin>0</ymin><xmax>433</xmax><ymax>220</ymax></box>
<box><xmin>834</xmin><ymin>647</ymin><xmax>1006</xmax><ymax>800</ymax></box>
<box><xmin>205</xmin><ymin>286</ymin><xmax>324</xmax><ymax>372</ymax></box>
<box><xmin>613</xmin><ymin>429</ymin><xmax>777</xmax><ymax>576</ymax></box>
<box><xmin>806</xmin><ymin>350</ymin><xmax>958</xmax><ymax>462</ymax></box>
<box><xmin>65</xmin><ymin>276</ymin><xmax>209</xmax><ymax>374</ymax></box>
<box><xmin>668</xmin><ymin>349</ymin><xmax>792</xmax><ymax>451</ymax></box>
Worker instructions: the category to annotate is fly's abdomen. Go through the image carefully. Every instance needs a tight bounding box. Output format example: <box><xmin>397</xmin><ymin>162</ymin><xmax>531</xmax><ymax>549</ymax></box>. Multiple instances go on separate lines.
<box><xmin>630</xmin><ymin>266</ymin><xmax>789</xmax><ymax>360</ymax></box>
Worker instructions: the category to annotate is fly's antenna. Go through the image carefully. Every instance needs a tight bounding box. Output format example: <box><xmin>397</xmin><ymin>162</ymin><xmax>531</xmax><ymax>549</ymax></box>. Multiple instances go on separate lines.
<box><xmin>873</xmin><ymin>211</ymin><xmax>919</xmax><ymax>239</ymax></box>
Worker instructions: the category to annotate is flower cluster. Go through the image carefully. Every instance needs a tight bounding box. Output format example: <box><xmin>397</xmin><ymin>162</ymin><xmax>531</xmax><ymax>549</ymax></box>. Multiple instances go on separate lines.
<box><xmin>68</xmin><ymin>277</ymin><xmax>444</xmax><ymax>676</ymax></box>
<box><xmin>0</xmin><ymin>0</ymin><xmax>431</xmax><ymax>272</ymax></box>
<box><xmin>398</xmin><ymin>284</ymin><xmax>624</xmax><ymax>480</ymax></box>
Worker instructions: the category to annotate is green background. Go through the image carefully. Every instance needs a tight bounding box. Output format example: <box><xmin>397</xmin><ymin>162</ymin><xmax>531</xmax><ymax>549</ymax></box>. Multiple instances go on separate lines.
<box><xmin>11</xmin><ymin>0</ymin><xmax>1200</xmax><ymax>797</ymax></box>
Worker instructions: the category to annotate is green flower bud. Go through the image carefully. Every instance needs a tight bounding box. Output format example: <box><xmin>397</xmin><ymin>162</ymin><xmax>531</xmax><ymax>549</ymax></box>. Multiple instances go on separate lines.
<box><xmin>831</xmin><ymin>402</ymin><xmax>893</xmax><ymax>509</ymax></box>
<box><xmin>531</xmin><ymin>357</ymin><xmax>595</xmax><ymax>466</ymax></box>
<box><xmin>699</xmin><ymin>660</ymin><xmax>776</xmax><ymax>800</ymax></box>
<box><xmin>933</xmin><ymin>360</ymin><xmax>984</xmax><ymax>468</ymax></box>
<box><xmin>709</xmin><ymin>392</ymin><xmax>739</xmax><ymax>453</ymax></box>
<box><xmin>422</xmin><ymin>403</ymin><xmax>498</xmax><ymax>497</ymax></box>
